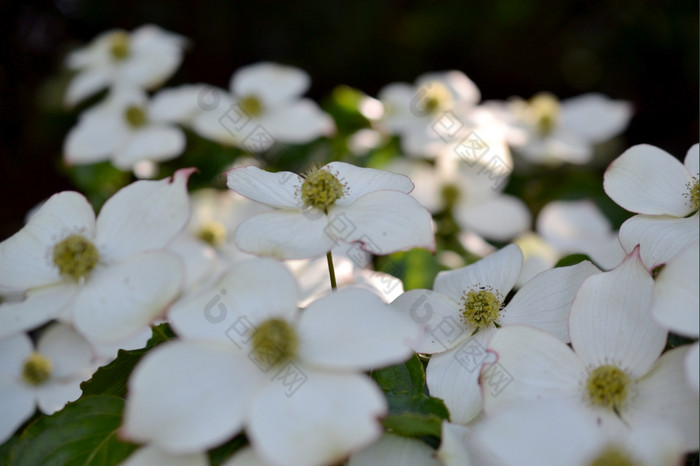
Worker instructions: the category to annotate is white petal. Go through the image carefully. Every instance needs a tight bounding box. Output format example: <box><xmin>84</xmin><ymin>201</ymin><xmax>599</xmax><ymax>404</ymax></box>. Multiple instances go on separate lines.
<box><xmin>416</xmin><ymin>70</ymin><xmax>481</xmax><ymax>106</ymax></box>
<box><xmin>349</xmin><ymin>433</ymin><xmax>441</xmax><ymax>466</ymax></box>
<box><xmin>426</xmin><ymin>330</ymin><xmax>495</xmax><ymax>424</ymax></box>
<box><xmin>0</xmin><ymin>284</ymin><xmax>76</xmax><ymax>340</ymax></box>
<box><xmin>36</xmin><ymin>322</ymin><xmax>93</xmax><ymax>378</ymax></box>
<box><xmin>503</xmin><ymin>261</ymin><xmax>600</xmax><ymax>342</ymax></box>
<box><xmin>559</xmin><ymin>93</ymin><xmax>632</xmax><ymax>141</ymax></box>
<box><xmin>482</xmin><ymin>326</ymin><xmax>584</xmax><ymax>415</ymax></box>
<box><xmin>0</xmin><ymin>384</ymin><xmax>35</xmax><ymax>444</ymax></box>
<box><xmin>685</xmin><ymin>343</ymin><xmax>699</xmax><ymax>394</ymax></box>
<box><xmin>36</xmin><ymin>377</ymin><xmax>83</xmax><ymax>414</ymax></box>
<box><xmin>113</xmin><ymin>125</ymin><xmax>185</xmax><ymax>169</ymax></box>
<box><xmin>569</xmin><ymin>248</ymin><xmax>666</xmax><ymax>377</ymax></box>
<box><xmin>191</xmin><ymin>103</ymin><xmax>244</xmax><ymax>146</ymax></box>
<box><xmin>536</xmin><ymin>199</ymin><xmax>613</xmax><ymax>252</ymax></box>
<box><xmin>259</xmin><ymin>99</ymin><xmax>334</xmax><ymax>143</ymax></box>
<box><xmin>434</xmin><ymin>244</ymin><xmax>522</xmax><ymax>303</ymax></box>
<box><xmin>604</xmin><ymin>144</ymin><xmax>693</xmax><ymax>216</ymax></box>
<box><xmin>619</xmin><ymin>213</ymin><xmax>699</xmax><ymax>269</ymax></box>
<box><xmin>651</xmin><ymin>242</ymin><xmax>699</xmax><ymax>337</ymax></box>
<box><xmin>225</xmin><ymin>165</ymin><xmax>303</xmax><ymax>209</ymax></box>
<box><xmin>330</xmin><ymin>191</ymin><xmax>435</xmax><ymax>255</ymax></box>
<box><xmin>0</xmin><ymin>332</ymin><xmax>33</xmax><ymax>379</ymax></box>
<box><xmin>298</xmin><ymin>289</ymin><xmax>422</xmax><ymax>370</ymax></box>
<box><xmin>454</xmin><ymin>194</ymin><xmax>531</xmax><ymax>241</ymax></box>
<box><xmin>437</xmin><ymin>422</ymin><xmax>475</xmax><ymax>466</ymax></box>
<box><xmin>627</xmin><ymin>345</ymin><xmax>699</xmax><ymax>451</ymax></box>
<box><xmin>64</xmin><ymin>108</ymin><xmax>129</xmax><ymax>165</ymax></box>
<box><xmin>122</xmin><ymin>340</ymin><xmax>261</xmax><ymax>453</ymax></box>
<box><xmin>685</xmin><ymin>143</ymin><xmax>699</xmax><ymax>175</ymax></box>
<box><xmin>64</xmin><ymin>69</ymin><xmax>111</xmax><ymax>107</ymax></box>
<box><xmin>117</xmin><ymin>25</ymin><xmax>186</xmax><ymax>89</ymax></box>
<box><xmin>231</xmin><ymin>62</ymin><xmax>310</xmax><ymax>106</ymax></box>
<box><xmin>96</xmin><ymin>169</ymin><xmax>193</xmax><ymax>262</ymax></box>
<box><xmin>234</xmin><ymin>211</ymin><xmax>336</xmax><ymax>259</ymax></box>
<box><xmin>391</xmin><ymin>289</ymin><xmax>467</xmax><ymax>353</ymax></box>
<box><xmin>247</xmin><ymin>370</ymin><xmax>385</xmax><ymax>466</ymax></box>
<box><xmin>327</xmin><ymin>162</ymin><xmax>414</xmax><ymax>206</ymax></box>
<box><xmin>73</xmin><ymin>251</ymin><xmax>183</xmax><ymax>342</ymax></box>
<box><xmin>0</xmin><ymin>191</ymin><xmax>95</xmax><ymax>290</ymax></box>
<box><xmin>150</xmin><ymin>84</ymin><xmax>219</xmax><ymax>123</ymax></box>
<box><xmin>121</xmin><ymin>445</ymin><xmax>209</xmax><ymax>466</ymax></box>
<box><xmin>220</xmin><ymin>446</ymin><xmax>269</xmax><ymax>466</ymax></box>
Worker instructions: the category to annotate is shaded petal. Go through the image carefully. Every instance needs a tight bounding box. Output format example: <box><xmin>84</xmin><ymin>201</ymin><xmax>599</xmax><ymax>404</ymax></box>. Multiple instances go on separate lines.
<box><xmin>117</xmin><ymin>25</ymin><xmax>186</xmax><ymax>89</ymax></box>
<box><xmin>0</xmin><ymin>284</ymin><xmax>76</xmax><ymax>340</ymax></box>
<box><xmin>651</xmin><ymin>242</ymin><xmax>699</xmax><ymax>337</ymax></box>
<box><xmin>298</xmin><ymin>289</ymin><xmax>422</xmax><ymax>371</ymax></box>
<box><xmin>73</xmin><ymin>251</ymin><xmax>183</xmax><ymax>342</ymax></box>
<box><xmin>121</xmin><ymin>445</ymin><xmax>209</xmax><ymax>466</ymax></box>
<box><xmin>349</xmin><ymin>433</ymin><xmax>442</xmax><ymax>466</ymax></box>
<box><xmin>0</xmin><ymin>384</ymin><xmax>35</xmax><ymax>444</ymax></box>
<box><xmin>0</xmin><ymin>191</ymin><xmax>95</xmax><ymax>290</ymax></box>
<box><xmin>64</xmin><ymin>69</ymin><xmax>111</xmax><ymax>107</ymax></box>
<box><xmin>0</xmin><ymin>332</ymin><xmax>33</xmax><ymax>379</ymax></box>
<box><xmin>231</xmin><ymin>62</ymin><xmax>310</xmax><ymax>106</ymax></box>
<box><xmin>604</xmin><ymin>144</ymin><xmax>693</xmax><ymax>216</ymax></box>
<box><xmin>390</xmin><ymin>289</ymin><xmax>468</xmax><ymax>354</ymax></box>
<box><xmin>685</xmin><ymin>343</ymin><xmax>699</xmax><ymax>394</ymax></box>
<box><xmin>326</xmin><ymin>162</ymin><xmax>414</xmax><ymax>206</ymax></box>
<box><xmin>331</xmin><ymin>191</ymin><xmax>435</xmax><ymax>255</ymax></box>
<box><xmin>619</xmin><ymin>213</ymin><xmax>699</xmax><ymax>269</ymax></box>
<box><xmin>482</xmin><ymin>326</ymin><xmax>584</xmax><ymax>414</ymax></box>
<box><xmin>454</xmin><ymin>194</ymin><xmax>531</xmax><ymax>241</ymax></box>
<box><xmin>569</xmin><ymin>248</ymin><xmax>666</xmax><ymax>377</ymax></box>
<box><xmin>221</xmin><ymin>446</ymin><xmax>268</xmax><ymax>466</ymax></box>
<box><xmin>63</xmin><ymin>109</ymin><xmax>129</xmax><ymax>165</ymax></box>
<box><xmin>559</xmin><ymin>93</ymin><xmax>632</xmax><ymax>141</ymax></box>
<box><xmin>434</xmin><ymin>243</ymin><xmax>522</xmax><ymax>303</ymax></box>
<box><xmin>37</xmin><ymin>322</ymin><xmax>93</xmax><ymax>378</ymax></box>
<box><xmin>436</xmin><ymin>422</ymin><xmax>475</xmax><ymax>466</ymax></box>
<box><xmin>191</xmin><ymin>102</ymin><xmax>244</xmax><ymax>146</ymax></box>
<box><xmin>35</xmin><ymin>377</ymin><xmax>83</xmax><ymax>414</ymax></box>
<box><xmin>150</xmin><ymin>84</ymin><xmax>221</xmax><ymax>123</ymax></box>
<box><xmin>247</xmin><ymin>370</ymin><xmax>386</xmax><ymax>466</ymax></box>
<box><xmin>113</xmin><ymin>125</ymin><xmax>185</xmax><ymax>169</ymax></box>
<box><xmin>503</xmin><ymin>261</ymin><xmax>600</xmax><ymax>342</ymax></box>
<box><xmin>122</xmin><ymin>340</ymin><xmax>262</xmax><ymax>453</ymax></box>
<box><xmin>259</xmin><ymin>99</ymin><xmax>334</xmax><ymax>143</ymax></box>
<box><xmin>685</xmin><ymin>143</ymin><xmax>699</xmax><ymax>175</ymax></box>
<box><xmin>96</xmin><ymin>169</ymin><xmax>193</xmax><ymax>262</ymax></box>
<box><xmin>226</xmin><ymin>165</ymin><xmax>303</xmax><ymax>209</ymax></box>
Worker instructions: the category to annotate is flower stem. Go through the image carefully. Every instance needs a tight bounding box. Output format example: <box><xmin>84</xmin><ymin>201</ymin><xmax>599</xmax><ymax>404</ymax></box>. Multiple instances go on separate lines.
<box><xmin>326</xmin><ymin>251</ymin><xmax>337</xmax><ymax>291</ymax></box>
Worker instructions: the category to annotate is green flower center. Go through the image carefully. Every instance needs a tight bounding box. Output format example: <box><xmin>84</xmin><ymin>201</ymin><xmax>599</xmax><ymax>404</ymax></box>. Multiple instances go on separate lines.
<box><xmin>588</xmin><ymin>445</ymin><xmax>636</xmax><ymax>466</ymax></box>
<box><xmin>197</xmin><ymin>221</ymin><xmax>227</xmax><ymax>247</ymax></box>
<box><xmin>125</xmin><ymin>105</ymin><xmax>148</xmax><ymax>129</ymax></box>
<box><xmin>586</xmin><ymin>365</ymin><xmax>630</xmax><ymax>414</ymax></box>
<box><xmin>529</xmin><ymin>92</ymin><xmax>560</xmax><ymax>137</ymax></box>
<box><xmin>109</xmin><ymin>31</ymin><xmax>130</xmax><ymax>61</ymax></box>
<box><xmin>461</xmin><ymin>287</ymin><xmax>502</xmax><ymax>330</ymax></box>
<box><xmin>441</xmin><ymin>183</ymin><xmax>461</xmax><ymax>208</ymax></box>
<box><xmin>22</xmin><ymin>353</ymin><xmax>52</xmax><ymax>386</ymax></box>
<box><xmin>239</xmin><ymin>95</ymin><xmax>264</xmax><ymax>118</ymax></box>
<box><xmin>685</xmin><ymin>177</ymin><xmax>699</xmax><ymax>212</ymax></box>
<box><xmin>251</xmin><ymin>318</ymin><xmax>299</xmax><ymax>367</ymax></box>
<box><xmin>419</xmin><ymin>82</ymin><xmax>452</xmax><ymax>115</ymax></box>
<box><xmin>300</xmin><ymin>167</ymin><xmax>345</xmax><ymax>212</ymax></box>
<box><xmin>53</xmin><ymin>234</ymin><xmax>99</xmax><ymax>281</ymax></box>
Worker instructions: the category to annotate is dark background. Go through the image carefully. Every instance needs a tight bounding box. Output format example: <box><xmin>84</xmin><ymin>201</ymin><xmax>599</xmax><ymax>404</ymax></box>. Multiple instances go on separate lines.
<box><xmin>1</xmin><ymin>0</ymin><xmax>697</xmax><ymax>239</ymax></box>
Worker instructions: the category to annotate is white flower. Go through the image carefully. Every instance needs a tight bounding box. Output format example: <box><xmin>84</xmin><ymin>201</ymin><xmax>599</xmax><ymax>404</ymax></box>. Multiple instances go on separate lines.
<box><xmin>226</xmin><ymin>162</ymin><xmax>435</xmax><ymax>259</ymax></box>
<box><xmin>0</xmin><ymin>323</ymin><xmax>96</xmax><ymax>443</ymax></box>
<box><xmin>64</xmin><ymin>25</ymin><xmax>187</xmax><ymax>107</ymax></box>
<box><xmin>119</xmin><ymin>445</ymin><xmax>208</xmax><ymax>466</ymax></box>
<box><xmin>496</xmin><ymin>92</ymin><xmax>632</xmax><ymax>165</ymax></box>
<box><xmin>159</xmin><ymin>62</ymin><xmax>334</xmax><ymax>150</ymax></box>
<box><xmin>605</xmin><ymin>144</ymin><xmax>699</xmax><ymax>268</ymax></box>
<box><xmin>64</xmin><ymin>86</ymin><xmax>186</xmax><ymax>170</ymax></box>
<box><xmin>391</xmin><ymin>244</ymin><xmax>599</xmax><ymax>423</ymax></box>
<box><xmin>122</xmin><ymin>258</ymin><xmax>423</xmax><ymax>466</ymax></box>
<box><xmin>348</xmin><ymin>433</ymin><xmax>441</xmax><ymax>466</ymax></box>
<box><xmin>0</xmin><ymin>170</ymin><xmax>192</xmax><ymax>342</ymax></box>
<box><xmin>483</xmin><ymin>248</ymin><xmax>699</xmax><ymax>451</ymax></box>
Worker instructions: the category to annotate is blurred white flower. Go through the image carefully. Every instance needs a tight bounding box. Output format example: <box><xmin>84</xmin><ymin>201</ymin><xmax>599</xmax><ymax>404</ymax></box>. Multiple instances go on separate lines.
<box><xmin>0</xmin><ymin>323</ymin><xmax>97</xmax><ymax>443</ymax></box>
<box><xmin>65</xmin><ymin>25</ymin><xmax>187</xmax><ymax>107</ymax></box>
<box><xmin>119</xmin><ymin>445</ymin><xmax>208</xmax><ymax>466</ymax></box>
<box><xmin>348</xmin><ymin>433</ymin><xmax>441</xmax><ymax>466</ymax></box>
<box><xmin>0</xmin><ymin>170</ymin><xmax>192</xmax><ymax>342</ymax></box>
<box><xmin>512</xmin><ymin>231</ymin><xmax>558</xmax><ymax>287</ymax></box>
<box><xmin>64</xmin><ymin>86</ymin><xmax>186</xmax><ymax>171</ymax></box>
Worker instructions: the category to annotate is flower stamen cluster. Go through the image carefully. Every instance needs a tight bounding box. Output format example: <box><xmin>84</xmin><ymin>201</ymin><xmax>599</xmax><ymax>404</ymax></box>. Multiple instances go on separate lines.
<box><xmin>109</xmin><ymin>31</ymin><xmax>130</xmax><ymax>61</ymax></box>
<box><xmin>461</xmin><ymin>286</ymin><xmax>502</xmax><ymax>330</ymax></box>
<box><xmin>22</xmin><ymin>353</ymin><xmax>52</xmax><ymax>386</ymax></box>
<box><xmin>300</xmin><ymin>167</ymin><xmax>345</xmax><ymax>212</ymax></box>
<box><xmin>251</xmin><ymin>318</ymin><xmax>299</xmax><ymax>367</ymax></box>
<box><xmin>52</xmin><ymin>234</ymin><xmax>99</xmax><ymax>281</ymax></box>
<box><xmin>585</xmin><ymin>364</ymin><xmax>630</xmax><ymax>414</ymax></box>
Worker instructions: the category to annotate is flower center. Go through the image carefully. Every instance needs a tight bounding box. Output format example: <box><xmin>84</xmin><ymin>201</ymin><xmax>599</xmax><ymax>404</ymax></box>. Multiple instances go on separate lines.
<box><xmin>419</xmin><ymin>82</ymin><xmax>452</xmax><ymax>115</ymax></box>
<box><xmin>239</xmin><ymin>95</ymin><xmax>264</xmax><ymax>118</ymax></box>
<box><xmin>441</xmin><ymin>183</ymin><xmax>461</xmax><ymax>208</ymax></box>
<box><xmin>109</xmin><ymin>31</ymin><xmax>130</xmax><ymax>61</ymax></box>
<box><xmin>529</xmin><ymin>92</ymin><xmax>560</xmax><ymax>137</ymax></box>
<box><xmin>588</xmin><ymin>445</ymin><xmax>635</xmax><ymax>466</ymax></box>
<box><xmin>124</xmin><ymin>105</ymin><xmax>148</xmax><ymax>129</ymax></box>
<box><xmin>586</xmin><ymin>365</ymin><xmax>630</xmax><ymax>414</ymax></box>
<box><xmin>251</xmin><ymin>318</ymin><xmax>299</xmax><ymax>367</ymax></box>
<box><xmin>22</xmin><ymin>353</ymin><xmax>52</xmax><ymax>386</ymax></box>
<box><xmin>197</xmin><ymin>221</ymin><xmax>227</xmax><ymax>247</ymax></box>
<box><xmin>685</xmin><ymin>177</ymin><xmax>699</xmax><ymax>211</ymax></box>
<box><xmin>300</xmin><ymin>167</ymin><xmax>345</xmax><ymax>212</ymax></box>
<box><xmin>53</xmin><ymin>234</ymin><xmax>99</xmax><ymax>281</ymax></box>
<box><xmin>461</xmin><ymin>287</ymin><xmax>502</xmax><ymax>330</ymax></box>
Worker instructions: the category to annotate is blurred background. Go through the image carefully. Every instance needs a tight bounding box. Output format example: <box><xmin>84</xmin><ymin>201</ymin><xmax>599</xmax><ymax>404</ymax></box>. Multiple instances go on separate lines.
<box><xmin>0</xmin><ymin>0</ymin><xmax>697</xmax><ymax>239</ymax></box>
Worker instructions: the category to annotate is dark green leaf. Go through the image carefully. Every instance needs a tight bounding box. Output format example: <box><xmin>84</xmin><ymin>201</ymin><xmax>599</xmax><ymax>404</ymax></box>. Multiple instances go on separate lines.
<box><xmin>381</xmin><ymin>392</ymin><xmax>449</xmax><ymax>437</ymax></box>
<box><xmin>208</xmin><ymin>434</ymin><xmax>248</xmax><ymax>465</ymax></box>
<box><xmin>554</xmin><ymin>253</ymin><xmax>592</xmax><ymax>268</ymax></box>
<box><xmin>370</xmin><ymin>354</ymin><xmax>425</xmax><ymax>396</ymax></box>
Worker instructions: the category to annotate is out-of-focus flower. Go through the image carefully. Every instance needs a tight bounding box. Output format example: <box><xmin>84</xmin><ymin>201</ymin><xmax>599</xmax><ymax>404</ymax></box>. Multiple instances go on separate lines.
<box><xmin>119</xmin><ymin>445</ymin><xmax>208</xmax><ymax>466</ymax></box>
<box><xmin>348</xmin><ymin>433</ymin><xmax>441</xmax><ymax>466</ymax></box>
<box><xmin>65</xmin><ymin>25</ymin><xmax>187</xmax><ymax>107</ymax></box>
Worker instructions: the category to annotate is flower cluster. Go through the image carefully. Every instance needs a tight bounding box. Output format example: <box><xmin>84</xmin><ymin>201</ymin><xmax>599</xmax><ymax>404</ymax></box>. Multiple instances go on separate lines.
<box><xmin>0</xmin><ymin>24</ymin><xmax>697</xmax><ymax>466</ymax></box>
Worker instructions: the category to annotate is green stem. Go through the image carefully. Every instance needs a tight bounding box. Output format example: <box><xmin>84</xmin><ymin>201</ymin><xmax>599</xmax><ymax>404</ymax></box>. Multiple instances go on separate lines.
<box><xmin>326</xmin><ymin>251</ymin><xmax>337</xmax><ymax>291</ymax></box>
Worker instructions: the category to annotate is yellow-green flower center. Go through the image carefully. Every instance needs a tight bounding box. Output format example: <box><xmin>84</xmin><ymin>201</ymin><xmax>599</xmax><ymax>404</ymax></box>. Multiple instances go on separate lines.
<box><xmin>197</xmin><ymin>221</ymin><xmax>227</xmax><ymax>247</ymax></box>
<box><xmin>685</xmin><ymin>177</ymin><xmax>699</xmax><ymax>212</ymax></box>
<box><xmin>109</xmin><ymin>31</ymin><xmax>130</xmax><ymax>61</ymax></box>
<box><xmin>251</xmin><ymin>318</ymin><xmax>298</xmax><ymax>367</ymax></box>
<box><xmin>529</xmin><ymin>92</ymin><xmax>560</xmax><ymax>137</ymax></box>
<box><xmin>125</xmin><ymin>105</ymin><xmax>148</xmax><ymax>129</ymax></box>
<box><xmin>22</xmin><ymin>353</ymin><xmax>52</xmax><ymax>386</ymax></box>
<box><xmin>53</xmin><ymin>234</ymin><xmax>99</xmax><ymax>281</ymax></box>
<box><xmin>300</xmin><ymin>167</ymin><xmax>345</xmax><ymax>212</ymax></box>
<box><xmin>419</xmin><ymin>82</ymin><xmax>452</xmax><ymax>115</ymax></box>
<box><xmin>239</xmin><ymin>95</ymin><xmax>264</xmax><ymax>118</ymax></box>
<box><xmin>441</xmin><ymin>183</ymin><xmax>461</xmax><ymax>208</ymax></box>
<box><xmin>461</xmin><ymin>287</ymin><xmax>501</xmax><ymax>330</ymax></box>
<box><xmin>588</xmin><ymin>445</ymin><xmax>636</xmax><ymax>466</ymax></box>
<box><xmin>586</xmin><ymin>365</ymin><xmax>630</xmax><ymax>414</ymax></box>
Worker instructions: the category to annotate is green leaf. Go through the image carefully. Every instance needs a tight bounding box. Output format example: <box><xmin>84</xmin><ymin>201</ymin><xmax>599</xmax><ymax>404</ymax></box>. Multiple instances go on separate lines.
<box><xmin>381</xmin><ymin>392</ymin><xmax>449</xmax><ymax>437</ymax></box>
<box><xmin>208</xmin><ymin>434</ymin><xmax>248</xmax><ymax>466</ymax></box>
<box><xmin>370</xmin><ymin>354</ymin><xmax>426</xmax><ymax>396</ymax></box>
<box><xmin>79</xmin><ymin>323</ymin><xmax>173</xmax><ymax>398</ymax></box>
<box><xmin>554</xmin><ymin>253</ymin><xmax>592</xmax><ymax>268</ymax></box>
<box><xmin>7</xmin><ymin>395</ymin><xmax>138</xmax><ymax>466</ymax></box>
